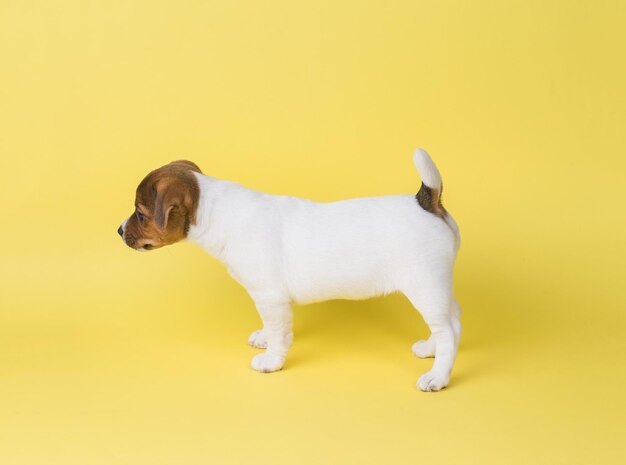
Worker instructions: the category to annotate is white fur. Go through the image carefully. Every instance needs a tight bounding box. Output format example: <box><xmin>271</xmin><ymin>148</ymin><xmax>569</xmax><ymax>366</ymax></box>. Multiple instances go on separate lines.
<box><xmin>120</xmin><ymin>218</ymin><xmax>128</xmax><ymax>238</ymax></box>
<box><xmin>187</xmin><ymin>149</ymin><xmax>461</xmax><ymax>391</ymax></box>
<box><xmin>413</xmin><ymin>148</ymin><xmax>442</xmax><ymax>189</ymax></box>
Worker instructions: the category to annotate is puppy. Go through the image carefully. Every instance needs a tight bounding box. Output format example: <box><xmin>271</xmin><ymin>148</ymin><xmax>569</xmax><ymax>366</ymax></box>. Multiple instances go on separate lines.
<box><xmin>118</xmin><ymin>150</ymin><xmax>461</xmax><ymax>391</ymax></box>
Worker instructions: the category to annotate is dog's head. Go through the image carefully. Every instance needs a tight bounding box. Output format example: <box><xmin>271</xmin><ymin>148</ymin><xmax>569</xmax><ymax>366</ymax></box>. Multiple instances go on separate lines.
<box><xmin>118</xmin><ymin>160</ymin><xmax>201</xmax><ymax>251</ymax></box>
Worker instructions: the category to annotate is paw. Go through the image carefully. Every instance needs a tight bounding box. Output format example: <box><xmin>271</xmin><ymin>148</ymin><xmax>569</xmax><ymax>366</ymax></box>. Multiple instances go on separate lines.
<box><xmin>417</xmin><ymin>370</ymin><xmax>450</xmax><ymax>392</ymax></box>
<box><xmin>412</xmin><ymin>339</ymin><xmax>435</xmax><ymax>358</ymax></box>
<box><xmin>251</xmin><ymin>352</ymin><xmax>285</xmax><ymax>373</ymax></box>
<box><xmin>248</xmin><ymin>329</ymin><xmax>267</xmax><ymax>349</ymax></box>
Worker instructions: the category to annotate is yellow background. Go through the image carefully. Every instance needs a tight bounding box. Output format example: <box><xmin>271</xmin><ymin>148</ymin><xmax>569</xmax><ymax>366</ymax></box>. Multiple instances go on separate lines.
<box><xmin>1</xmin><ymin>1</ymin><xmax>625</xmax><ymax>463</ymax></box>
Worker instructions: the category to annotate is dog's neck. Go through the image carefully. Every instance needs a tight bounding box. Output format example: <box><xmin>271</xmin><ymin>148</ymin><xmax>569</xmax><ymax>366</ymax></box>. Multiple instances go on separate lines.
<box><xmin>186</xmin><ymin>172</ymin><xmax>252</xmax><ymax>264</ymax></box>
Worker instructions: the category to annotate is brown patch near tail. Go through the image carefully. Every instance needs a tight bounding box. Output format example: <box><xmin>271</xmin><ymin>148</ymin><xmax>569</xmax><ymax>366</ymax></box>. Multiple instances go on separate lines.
<box><xmin>416</xmin><ymin>183</ymin><xmax>447</xmax><ymax>218</ymax></box>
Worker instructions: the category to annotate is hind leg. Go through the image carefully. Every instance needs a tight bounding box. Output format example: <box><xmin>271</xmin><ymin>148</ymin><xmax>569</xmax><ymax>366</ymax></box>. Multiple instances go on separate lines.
<box><xmin>412</xmin><ymin>299</ymin><xmax>461</xmax><ymax>358</ymax></box>
<box><xmin>405</xmin><ymin>289</ymin><xmax>460</xmax><ymax>391</ymax></box>
<box><xmin>451</xmin><ymin>299</ymin><xmax>462</xmax><ymax>342</ymax></box>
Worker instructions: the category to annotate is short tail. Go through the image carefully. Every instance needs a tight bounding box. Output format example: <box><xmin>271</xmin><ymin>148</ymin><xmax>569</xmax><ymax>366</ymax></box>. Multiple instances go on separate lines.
<box><xmin>413</xmin><ymin>148</ymin><xmax>460</xmax><ymax>245</ymax></box>
<box><xmin>413</xmin><ymin>148</ymin><xmax>446</xmax><ymax>218</ymax></box>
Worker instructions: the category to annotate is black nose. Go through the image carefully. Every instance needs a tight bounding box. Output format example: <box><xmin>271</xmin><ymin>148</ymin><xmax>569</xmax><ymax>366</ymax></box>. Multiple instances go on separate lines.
<box><xmin>117</xmin><ymin>226</ymin><xmax>124</xmax><ymax>237</ymax></box>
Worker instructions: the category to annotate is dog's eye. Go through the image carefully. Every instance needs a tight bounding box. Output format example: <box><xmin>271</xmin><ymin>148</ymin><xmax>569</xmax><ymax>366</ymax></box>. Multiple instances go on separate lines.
<box><xmin>136</xmin><ymin>211</ymin><xmax>145</xmax><ymax>222</ymax></box>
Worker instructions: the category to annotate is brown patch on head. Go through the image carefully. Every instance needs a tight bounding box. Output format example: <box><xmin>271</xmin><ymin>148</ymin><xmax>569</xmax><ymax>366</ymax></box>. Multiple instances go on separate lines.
<box><xmin>415</xmin><ymin>182</ymin><xmax>447</xmax><ymax>219</ymax></box>
<box><xmin>122</xmin><ymin>160</ymin><xmax>201</xmax><ymax>251</ymax></box>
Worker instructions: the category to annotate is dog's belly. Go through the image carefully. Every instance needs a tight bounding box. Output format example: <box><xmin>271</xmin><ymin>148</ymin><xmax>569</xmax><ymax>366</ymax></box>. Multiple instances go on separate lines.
<box><xmin>287</xmin><ymin>268</ymin><xmax>394</xmax><ymax>304</ymax></box>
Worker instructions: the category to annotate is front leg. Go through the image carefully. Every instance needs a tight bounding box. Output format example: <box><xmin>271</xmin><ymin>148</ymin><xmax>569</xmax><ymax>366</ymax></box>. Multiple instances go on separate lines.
<box><xmin>248</xmin><ymin>328</ymin><xmax>267</xmax><ymax>348</ymax></box>
<box><xmin>250</xmin><ymin>301</ymin><xmax>293</xmax><ymax>373</ymax></box>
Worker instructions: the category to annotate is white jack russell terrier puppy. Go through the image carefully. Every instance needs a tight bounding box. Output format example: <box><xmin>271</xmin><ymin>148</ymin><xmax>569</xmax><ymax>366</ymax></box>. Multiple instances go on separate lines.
<box><xmin>118</xmin><ymin>149</ymin><xmax>461</xmax><ymax>391</ymax></box>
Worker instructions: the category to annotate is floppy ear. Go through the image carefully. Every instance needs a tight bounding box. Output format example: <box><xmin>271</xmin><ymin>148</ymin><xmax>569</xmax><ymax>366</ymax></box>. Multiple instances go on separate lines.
<box><xmin>153</xmin><ymin>172</ymin><xmax>199</xmax><ymax>231</ymax></box>
<box><xmin>154</xmin><ymin>180</ymin><xmax>178</xmax><ymax>230</ymax></box>
<box><xmin>170</xmin><ymin>160</ymin><xmax>202</xmax><ymax>173</ymax></box>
